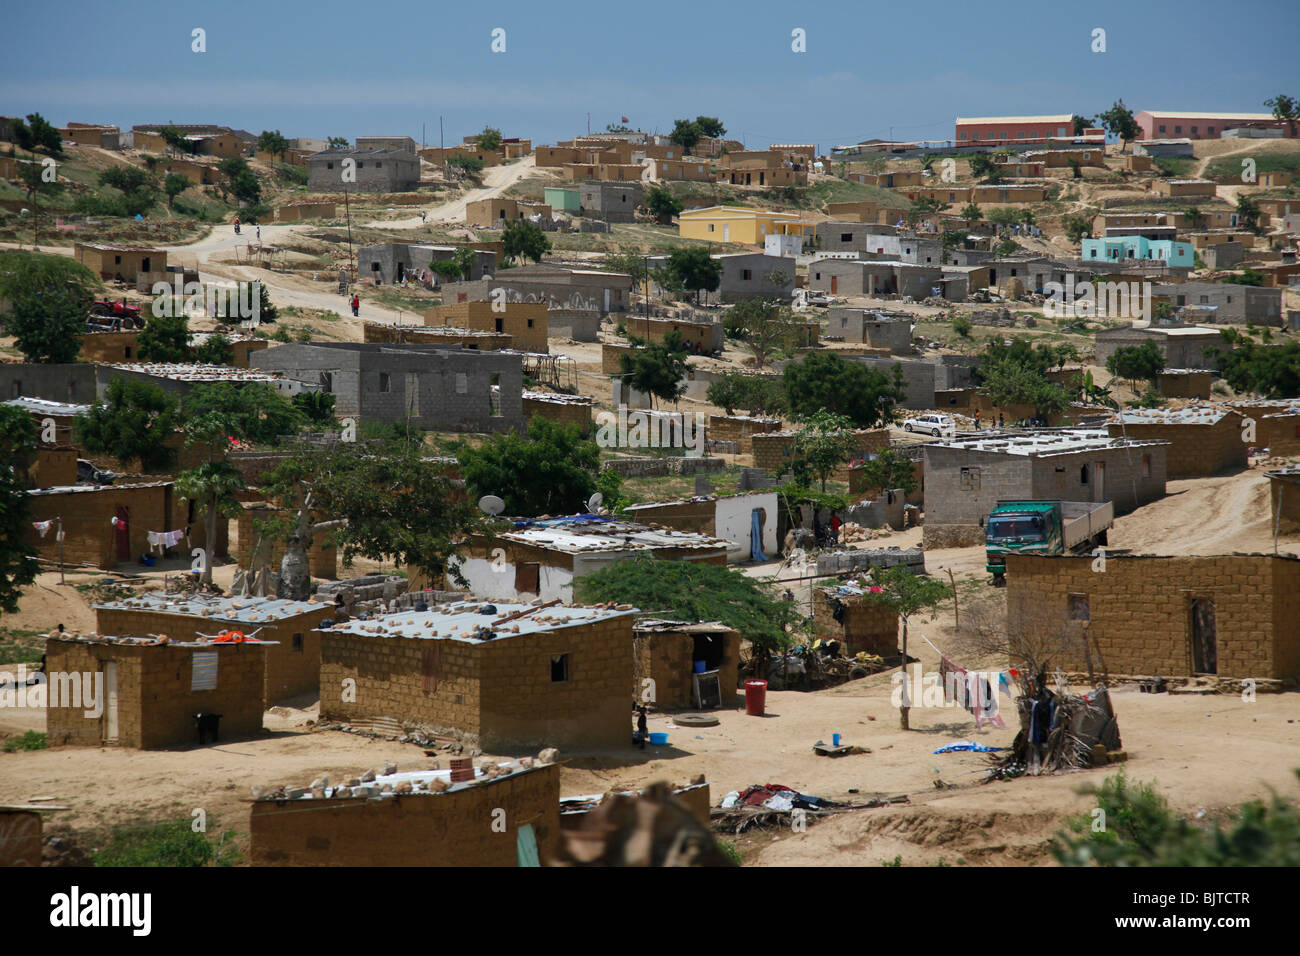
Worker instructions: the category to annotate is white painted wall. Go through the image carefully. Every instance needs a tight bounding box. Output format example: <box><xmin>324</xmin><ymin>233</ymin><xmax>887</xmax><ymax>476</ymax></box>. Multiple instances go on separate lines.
<box><xmin>714</xmin><ymin>492</ymin><xmax>779</xmax><ymax>562</ymax></box>
<box><xmin>452</xmin><ymin>556</ymin><xmax>574</xmax><ymax>603</ymax></box>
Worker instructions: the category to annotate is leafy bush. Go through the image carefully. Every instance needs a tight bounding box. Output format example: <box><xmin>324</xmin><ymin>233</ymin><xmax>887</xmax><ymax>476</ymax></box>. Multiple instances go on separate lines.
<box><xmin>3</xmin><ymin>730</ymin><xmax>48</xmax><ymax>752</ymax></box>
<box><xmin>93</xmin><ymin>820</ymin><xmax>241</xmax><ymax>867</ymax></box>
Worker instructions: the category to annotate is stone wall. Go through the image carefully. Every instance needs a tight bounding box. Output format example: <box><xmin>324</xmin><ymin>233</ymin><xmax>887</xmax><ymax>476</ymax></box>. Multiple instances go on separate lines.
<box><xmin>707</xmin><ymin>415</ymin><xmax>782</xmax><ymax>452</ymax></box>
<box><xmin>249</xmin><ymin>764</ymin><xmax>560</xmax><ymax>866</ymax></box>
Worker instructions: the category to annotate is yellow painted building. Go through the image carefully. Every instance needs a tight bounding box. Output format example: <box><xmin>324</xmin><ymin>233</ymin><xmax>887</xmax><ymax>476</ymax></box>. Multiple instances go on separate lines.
<box><xmin>677</xmin><ymin>205</ymin><xmax>811</xmax><ymax>245</ymax></box>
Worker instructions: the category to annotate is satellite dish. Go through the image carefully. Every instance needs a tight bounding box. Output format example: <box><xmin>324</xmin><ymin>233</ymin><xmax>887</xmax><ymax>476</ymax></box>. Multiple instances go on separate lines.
<box><xmin>587</xmin><ymin>492</ymin><xmax>604</xmax><ymax>514</ymax></box>
<box><xmin>478</xmin><ymin>495</ymin><xmax>505</xmax><ymax>516</ymax></box>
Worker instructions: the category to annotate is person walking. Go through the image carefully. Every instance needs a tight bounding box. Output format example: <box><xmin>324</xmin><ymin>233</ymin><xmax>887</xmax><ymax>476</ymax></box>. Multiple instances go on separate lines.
<box><xmin>350</xmin><ymin>294</ymin><xmax>359</xmax><ymax>316</ymax></box>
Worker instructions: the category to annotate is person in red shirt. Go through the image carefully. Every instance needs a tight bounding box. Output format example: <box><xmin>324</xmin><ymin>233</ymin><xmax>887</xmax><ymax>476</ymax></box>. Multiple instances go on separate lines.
<box><xmin>350</xmin><ymin>295</ymin><xmax>359</xmax><ymax>316</ymax></box>
<box><xmin>830</xmin><ymin>514</ymin><xmax>842</xmax><ymax>545</ymax></box>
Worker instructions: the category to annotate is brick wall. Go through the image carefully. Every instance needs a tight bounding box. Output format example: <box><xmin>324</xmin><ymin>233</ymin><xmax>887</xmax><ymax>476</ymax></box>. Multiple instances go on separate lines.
<box><xmin>707</xmin><ymin>415</ymin><xmax>782</xmax><ymax>452</ymax></box>
<box><xmin>235</xmin><ymin>507</ymin><xmax>338</xmax><ymax>580</ymax></box>
<box><xmin>633</xmin><ymin>629</ymin><xmax>739</xmax><ymax>709</ymax></box>
<box><xmin>250</xmin><ymin>764</ymin><xmax>561</xmax><ymax>866</ymax></box>
<box><xmin>602</xmin><ymin>342</ymin><xmax>636</xmax><ymax>374</ymax></box>
<box><xmin>1270</xmin><ymin>475</ymin><xmax>1300</xmax><ymax>534</ymax></box>
<box><xmin>1005</xmin><ymin>553</ymin><xmax>1300</xmax><ymax>680</ymax></box>
<box><xmin>1106</xmin><ymin>419</ymin><xmax>1245</xmax><ymax>479</ymax></box>
<box><xmin>624</xmin><ymin>316</ymin><xmax>716</xmax><ymax>352</ymax></box>
<box><xmin>95</xmin><ymin>605</ymin><xmax>329</xmax><ymax>703</ymax></box>
<box><xmin>752</xmin><ymin>430</ymin><xmax>889</xmax><ymax>479</ymax></box>
<box><xmin>25</xmin><ymin>483</ymin><xmax>171</xmax><ymax>569</ymax></box>
<box><xmin>1155</xmin><ymin>371</ymin><xmax>1213</xmax><ymax>399</ymax></box>
<box><xmin>424</xmin><ymin>302</ymin><xmax>549</xmax><ymax>354</ymax></box>
<box><xmin>1260</xmin><ymin>413</ymin><xmax>1300</xmax><ymax>456</ymax></box>
<box><xmin>620</xmin><ymin>498</ymin><xmax>716</xmax><ymax>536</ymax></box>
<box><xmin>321</xmin><ymin>616</ymin><xmax>633</xmax><ymax>751</ymax></box>
<box><xmin>79</xmin><ymin>332</ymin><xmax>139</xmax><ymax>364</ymax></box>
<box><xmin>813</xmin><ymin>589</ymin><xmax>900</xmax><ymax>656</ymax></box>
<box><xmin>45</xmin><ymin>638</ymin><xmax>267</xmax><ymax>748</ymax></box>
<box><xmin>521</xmin><ymin>396</ymin><xmax>594</xmax><ymax>436</ymax></box>
<box><xmin>28</xmin><ymin>447</ymin><xmax>78</xmax><ymax>487</ymax></box>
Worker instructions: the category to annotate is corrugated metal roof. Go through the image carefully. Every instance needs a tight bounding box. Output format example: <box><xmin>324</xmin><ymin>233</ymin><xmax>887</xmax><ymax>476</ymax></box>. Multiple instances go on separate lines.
<box><xmin>321</xmin><ymin>600</ymin><xmax>637</xmax><ymax>643</ymax></box>
<box><xmin>94</xmin><ymin>592</ymin><xmax>323</xmax><ymax>624</ymax></box>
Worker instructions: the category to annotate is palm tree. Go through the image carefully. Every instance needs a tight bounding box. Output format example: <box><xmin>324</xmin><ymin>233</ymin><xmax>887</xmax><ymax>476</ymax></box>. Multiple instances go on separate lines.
<box><xmin>176</xmin><ymin>461</ymin><xmax>244</xmax><ymax>586</ymax></box>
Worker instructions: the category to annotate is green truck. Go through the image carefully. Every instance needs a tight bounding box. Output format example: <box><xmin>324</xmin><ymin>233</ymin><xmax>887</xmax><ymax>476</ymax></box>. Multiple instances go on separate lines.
<box><xmin>984</xmin><ymin>500</ymin><xmax>1114</xmax><ymax>584</ymax></box>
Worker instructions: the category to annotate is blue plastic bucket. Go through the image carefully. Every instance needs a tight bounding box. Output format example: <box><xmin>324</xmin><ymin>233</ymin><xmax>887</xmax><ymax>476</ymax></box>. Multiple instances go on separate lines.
<box><xmin>693</xmin><ymin>660</ymin><xmax>707</xmax><ymax>674</ymax></box>
<box><xmin>649</xmin><ymin>732</ymin><xmax>669</xmax><ymax>746</ymax></box>
<box><xmin>832</xmin><ymin>733</ymin><xmax>841</xmax><ymax>747</ymax></box>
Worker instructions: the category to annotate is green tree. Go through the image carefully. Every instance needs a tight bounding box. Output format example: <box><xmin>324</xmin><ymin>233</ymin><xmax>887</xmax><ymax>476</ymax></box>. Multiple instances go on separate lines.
<box><xmin>217</xmin><ymin>157</ymin><xmax>261</xmax><ymax>205</ymax></box>
<box><xmin>257</xmin><ymin>129</ymin><xmax>291</xmax><ymax>160</ymax></box>
<box><xmin>137</xmin><ymin>311</ymin><xmax>191</xmax><ymax>363</ymax></box>
<box><xmin>669</xmin><ymin>118</ymin><xmax>701</xmax><ymax>152</ymax></box>
<box><xmin>1217</xmin><ymin>339</ymin><xmax>1300</xmax><ymax>398</ymax></box>
<box><xmin>0</xmin><ymin>405</ymin><xmax>40</xmax><ymax>618</ymax></box>
<box><xmin>905</xmin><ymin>196</ymin><xmax>948</xmax><ymax>227</ymax></box>
<box><xmin>1264</xmin><ymin>94</ymin><xmax>1298</xmax><ymax>137</ymax></box>
<box><xmin>194</xmin><ymin>333</ymin><xmax>235</xmax><ymax>366</ymax></box>
<box><xmin>181</xmin><ymin>382</ymin><xmax>303</xmax><ymax>446</ymax></box>
<box><xmin>327</xmin><ymin>136</ymin><xmax>349</xmax><ymax>148</ymax></box>
<box><xmin>0</xmin><ymin>250</ymin><xmax>98</xmax><ymax>363</ymax></box>
<box><xmin>13</xmin><ymin>112</ymin><xmax>63</xmax><ymax>156</ymax></box>
<box><xmin>159</xmin><ymin>126</ymin><xmax>193</xmax><ymax>155</ymax></box>
<box><xmin>968</xmin><ymin>153</ymin><xmax>1002</xmax><ymax>183</ymax></box>
<box><xmin>694</xmin><ymin>116</ymin><xmax>726</xmax><ymax>138</ymax></box>
<box><xmin>475</xmin><ymin>126</ymin><xmax>503</xmax><ymax>152</ymax></box>
<box><xmin>459</xmin><ymin>416</ymin><xmax>600</xmax><ymax>517</ymax></box>
<box><xmin>790</xmin><ymin>411</ymin><xmax>860</xmax><ymax>491</ymax></box>
<box><xmin>575</xmin><ymin>554</ymin><xmax>798</xmax><ymax>655</ymax></box>
<box><xmin>1095</xmin><ymin>99</ymin><xmax>1140</xmax><ymax>152</ymax></box>
<box><xmin>603</xmin><ymin>250</ymin><xmax>651</xmax><ymax>289</ymax></box>
<box><xmin>1223</xmin><ymin>267</ymin><xmax>1266</xmax><ymax>287</ymax></box>
<box><xmin>1072</xmin><ymin>114</ymin><xmax>1091</xmax><ymax>136</ymax></box>
<box><xmin>853</xmin><ymin>447</ymin><xmax>919</xmax><ymax>497</ymax></box>
<box><xmin>291</xmin><ymin>390</ymin><xmax>337</xmax><ymax>428</ymax></box>
<box><xmin>164</xmin><ymin>172</ymin><xmax>191</xmax><ymax>210</ymax></box>
<box><xmin>430</xmin><ymin>259</ymin><xmax>466</xmax><ymax>284</ymax></box>
<box><xmin>502</xmin><ymin>219</ymin><xmax>551</xmax><ymax>264</ymax></box>
<box><xmin>960</xmin><ymin>201</ymin><xmax>982</xmax><ymax>224</ymax></box>
<box><xmin>175</xmin><ymin>441</ymin><xmax>245</xmax><ymax>585</ymax></box>
<box><xmin>952</xmin><ymin>314</ymin><xmax>973</xmax><ymax>338</ymax></box>
<box><xmin>619</xmin><ymin>331</ymin><xmax>689</xmax><ymax>408</ymax></box>
<box><xmin>1062</xmin><ymin>213</ymin><xmax>1093</xmax><ymax>243</ymax></box>
<box><xmin>446</xmin><ymin>155</ymin><xmax>485</xmax><ymax>180</ymax></box>
<box><xmin>1106</xmin><ymin>341</ymin><xmax>1164</xmax><ymax>392</ymax></box>
<box><xmin>74</xmin><ymin>376</ymin><xmax>181</xmax><ymax>474</ymax></box>
<box><xmin>643</xmin><ymin>185</ymin><xmax>683</xmax><ymax>224</ymax></box>
<box><xmin>980</xmin><ymin>362</ymin><xmax>1070</xmax><ymax>420</ymax></box>
<box><xmin>857</xmin><ymin>565</ymin><xmax>952</xmax><ymax>729</ymax></box>
<box><xmin>99</xmin><ymin>165</ymin><xmax>159</xmax><ymax>217</ymax></box>
<box><xmin>725</xmin><ymin>298</ymin><xmax>800</xmax><ymax>367</ymax></box>
<box><xmin>783</xmin><ymin>351</ymin><xmax>904</xmax><ymax>427</ymax></box>
<box><xmin>706</xmin><ymin>371</ymin><xmax>787</xmax><ymax>417</ymax></box>
<box><xmin>1235</xmin><ymin>194</ymin><xmax>1261</xmax><ymax>234</ymax></box>
<box><xmin>1052</xmin><ymin>770</ymin><xmax>1300</xmax><ymax>866</ymax></box>
<box><xmin>663</xmin><ymin>246</ymin><xmax>721</xmax><ymax>304</ymax></box>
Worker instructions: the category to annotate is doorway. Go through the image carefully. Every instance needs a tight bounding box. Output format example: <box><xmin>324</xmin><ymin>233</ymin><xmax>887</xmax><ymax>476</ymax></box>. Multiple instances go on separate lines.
<box><xmin>102</xmin><ymin>661</ymin><xmax>119</xmax><ymax>742</ymax></box>
<box><xmin>114</xmin><ymin>506</ymin><xmax>130</xmax><ymax>562</ymax></box>
<box><xmin>1190</xmin><ymin>599</ymin><xmax>1217</xmax><ymax>674</ymax></box>
<box><xmin>1093</xmin><ymin>462</ymin><xmax>1106</xmax><ymax>502</ymax></box>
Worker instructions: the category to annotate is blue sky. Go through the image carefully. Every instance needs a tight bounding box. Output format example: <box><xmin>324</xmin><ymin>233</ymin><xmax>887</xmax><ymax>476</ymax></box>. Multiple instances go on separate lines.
<box><xmin>3</xmin><ymin>0</ymin><xmax>1297</xmax><ymax>149</ymax></box>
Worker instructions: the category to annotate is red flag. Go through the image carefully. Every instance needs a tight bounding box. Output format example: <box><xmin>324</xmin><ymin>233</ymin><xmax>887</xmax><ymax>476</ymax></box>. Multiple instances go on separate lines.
<box><xmin>621</xmin><ymin>116</ymin><xmax>629</xmax><ymax>123</ymax></box>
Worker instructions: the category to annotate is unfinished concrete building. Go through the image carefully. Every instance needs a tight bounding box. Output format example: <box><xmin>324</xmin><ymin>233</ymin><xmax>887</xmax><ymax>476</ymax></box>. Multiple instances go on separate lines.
<box><xmin>441</xmin><ymin>264</ymin><xmax>631</xmax><ymax>314</ymax></box>
<box><xmin>307</xmin><ymin>148</ymin><xmax>419</xmax><ymax>193</ymax></box>
<box><xmin>922</xmin><ymin>432</ymin><xmax>1168</xmax><ymax>547</ymax></box>
<box><xmin>1106</xmin><ymin>407</ymin><xmax>1247</xmax><ymax>479</ymax></box>
<box><xmin>577</xmin><ymin>181</ymin><xmax>642</xmax><ymax>222</ymax></box>
<box><xmin>250</xmin><ymin>342</ymin><xmax>525</xmax><ymax>433</ymax></box>
<box><xmin>825</xmin><ymin>308</ymin><xmax>914</xmax><ymax>352</ymax></box>
<box><xmin>357</xmin><ymin>243</ymin><xmax>497</xmax><ymax>286</ymax></box>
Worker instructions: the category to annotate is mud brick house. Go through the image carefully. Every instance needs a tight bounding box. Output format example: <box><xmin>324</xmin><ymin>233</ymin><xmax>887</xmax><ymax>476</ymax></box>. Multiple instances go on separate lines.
<box><xmin>78</xmin><ymin>331</ymin><xmax>140</xmax><ymax>364</ymax></box>
<box><xmin>73</xmin><ymin>242</ymin><xmax>166</xmax><ymax>283</ymax></box>
<box><xmin>1258</xmin><ymin>407</ymin><xmax>1300</xmax><ymax>456</ymax></box>
<box><xmin>424</xmin><ymin>301</ymin><xmax>548</xmax><ymax>353</ymax></box>
<box><xmin>1106</xmin><ymin>407</ymin><xmax>1247</xmax><ymax>479</ymax></box>
<box><xmin>922</xmin><ymin>432</ymin><xmax>1168</xmax><ymax>548</ymax></box>
<box><xmin>318</xmin><ymin>601</ymin><xmax>636</xmax><ymax>751</ymax></box>
<box><xmin>187</xmin><ymin>333</ymin><xmax>268</xmax><ymax>368</ymax></box>
<box><xmin>1266</xmin><ymin>465</ymin><xmax>1300</xmax><ymax>534</ymax></box>
<box><xmin>23</xmin><ymin>481</ymin><xmax>202</xmax><ymax>570</ymax></box>
<box><xmin>250</xmin><ymin>761</ymin><xmax>560</xmax><ymax>867</ymax></box>
<box><xmin>521</xmin><ymin>391</ymin><xmax>595</xmax><ymax>435</ymax></box>
<box><xmin>813</xmin><ymin>584</ymin><xmax>900</xmax><ymax>656</ymax></box>
<box><xmin>1154</xmin><ymin>369</ymin><xmax>1214</xmax><ymax>399</ymax></box>
<box><xmin>464</xmin><ymin>197</ymin><xmax>552</xmax><ymax>228</ymax></box>
<box><xmin>2</xmin><ymin>396</ymin><xmax>89</xmax><ymax>444</ymax></box>
<box><xmin>620</xmin><ymin>491</ymin><xmax>779</xmax><ymax>563</ymax></box>
<box><xmin>307</xmin><ymin>147</ymin><xmax>419</xmax><ymax>193</ymax></box>
<box><xmin>455</xmin><ymin>516</ymin><xmax>729</xmax><ymax>603</ymax></box>
<box><xmin>752</xmin><ymin>429</ymin><xmax>890</xmax><ymax>480</ymax></box>
<box><xmin>825</xmin><ymin>308</ymin><xmax>915</xmax><ymax>352</ymax></box>
<box><xmin>44</xmin><ymin>633</ymin><xmax>270</xmax><ymax>748</ymax></box>
<box><xmin>707</xmin><ymin>414</ymin><xmax>783</xmax><ymax>453</ymax></box>
<box><xmin>631</xmin><ymin>620</ymin><xmax>739</xmax><ymax>709</ymax></box>
<box><xmin>1092</xmin><ymin>325</ymin><xmax>1225</xmax><ymax>370</ymax></box>
<box><xmin>250</xmin><ymin>342</ymin><xmax>525</xmax><ymax>433</ymax></box>
<box><xmin>94</xmin><ymin>592</ymin><xmax>332</xmax><ymax>702</ymax></box>
<box><xmin>1004</xmin><ymin>553</ymin><xmax>1300</xmax><ymax>681</ymax></box>
<box><xmin>623</xmin><ymin>314</ymin><xmax>724</xmax><ymax>353</ymax></box>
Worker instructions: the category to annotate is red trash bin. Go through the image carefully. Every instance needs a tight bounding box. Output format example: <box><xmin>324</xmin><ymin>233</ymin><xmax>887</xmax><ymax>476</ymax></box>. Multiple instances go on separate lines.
<box><xmin>744</xmin><ymin>679</ymin><xmax>767</xmax><ymax>716</ymax></box>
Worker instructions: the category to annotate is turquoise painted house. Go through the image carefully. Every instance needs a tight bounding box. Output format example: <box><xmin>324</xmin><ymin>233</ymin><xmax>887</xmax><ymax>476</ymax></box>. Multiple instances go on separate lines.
<box><xmin>1082</xmin><ymin>236</ymin><xmax>1194</xmax><ymax>268</ymax></box>
<box><xmin>543</xmin><ymin>187</ymin><xmax>580</xmax><ymax>214</ymax></box>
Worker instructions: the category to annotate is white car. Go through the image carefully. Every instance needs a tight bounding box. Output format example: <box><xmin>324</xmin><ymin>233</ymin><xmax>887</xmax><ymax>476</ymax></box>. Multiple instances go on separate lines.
<box><xmin>903</xmin><ymin>414</ymin><xmax>956</xmax><ymax>438</ymax></box>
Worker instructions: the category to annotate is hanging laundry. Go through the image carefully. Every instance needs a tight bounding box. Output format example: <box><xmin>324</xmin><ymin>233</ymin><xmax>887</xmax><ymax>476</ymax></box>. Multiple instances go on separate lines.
<box><xmin>163</xmin><ymin>529</ymin><xmax>185</xmax><ymax>548</ymax></box>
<box><xmin>32</xmin><ymin>520</ymin><xmax>54</xmax><ymax>538</ymax></box>
<box><xmin>997</xmin><ymin>670</ymin><xmax>1014</xmax><ymax>698</ymax></box>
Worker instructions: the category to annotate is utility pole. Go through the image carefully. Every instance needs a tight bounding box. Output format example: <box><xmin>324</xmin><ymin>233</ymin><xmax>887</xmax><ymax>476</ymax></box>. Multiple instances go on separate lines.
<box><xmin>587</xmin><ymin>113</ymin><xmax>591</xmax><ymax>136</ymax></box>
<box><xmin>57</xmin><ymin>515</ymin><xmax>64</xmax><ymax>585</ymax></box>
<box><xmin>440</xmin><ymin>115</ymin><xmax>446</xmax><ymax>180</ymax></box>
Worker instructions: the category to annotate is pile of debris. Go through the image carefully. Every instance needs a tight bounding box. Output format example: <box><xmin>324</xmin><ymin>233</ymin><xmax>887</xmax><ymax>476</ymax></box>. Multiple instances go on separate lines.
<box><xmin>713</xmin><ymin>785</ymin><xmax>908</xmax><ymax>833</ymax></box>
<box><xmin>987</xmin><ymin>674</ymin><xmax>1123</xmax><ymax>780</ymax></box>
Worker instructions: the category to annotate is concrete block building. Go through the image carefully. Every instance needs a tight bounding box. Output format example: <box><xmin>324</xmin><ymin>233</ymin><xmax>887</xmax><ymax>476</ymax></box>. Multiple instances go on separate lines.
<box><xmin>45</xmin><ymin>634</ymin><xmax>269</xmax><ymax>748</ymax></box>
<box><xmin>73</xmin><ymin>243</ymin><xmax>165</xmax><ymax>283</ymax></box>
<box><xmin>250</xmin><ymin>762</ymin><xmax>561</xmax><ymax>867</ymax></box>
<box><xmin>620</xmin><ymin>491</ymin><xmax>780</xmax><ymax>563</ymax></box>
<box><xmin>357</xmin><ymin>242</ymin><xmax>496</xmax><ymax>286</ymax></box>
<box><xmin>250</xmin><ymin>342</ymin><xmax>525</xmax><ymax>433</ymax></box>
<box><xmin>1005</xmin><ymin>553</ymin><xmax>1300</xmax><ymax>680</ymax></box>
<box><xmin>440</xmin><ymin>264</ymin><xmax>631</xmax><ymax>315</ymax></box>
<box><xmin>307</xmin><ymin>148</ymin><xmax>419</xmax><ymax>193</ymax></box>
<box><xmin>825</xmin><ymin>308</ymin><xmax>914</xmax><ymax>352</ymax></box>
<box><xmin>318</xmin><ymin>602</ymin><xmax>637</xmax><ymax>751</ymax></box>
<box><xmin>455</xmin><ymin>516</ymin><xmax>729</xmax><ymax>604</ymax></box>
<box><xmin>577</xmin><ymin>181</ymin><xmax>642</xmax><ymax>222</ymax></box>
<box><xmin>808</xmin><ymin>259</ymin><xmax>948</xmax><ymax>300</ymax></box>
<box><xmin>94</xmin><ymin>593</ymin><xmax>332</xmax><ymax>703</ymax></box>
<box><xmin>632</xmin><ymin>620</ymin><xmax>740</xmax><ymax>710</ymax></box>
<box><xmin>1153</xmin><ymin>282</ymin><xmax>1283</xmax><ymax>326</ymax></box>
<box><xmin>1093</xmin><ymin>325</ymin><xmax>1226</xmax><ymax>369</ymax></box>
<box><xmin>424</xmin><ymin>301</ymin><xmax>548</xmax><ymax>353</ymax></box>
<box><xmin>922</xmin><ymin>432</ymin><xmax>1169</xmax><ymax>548</ymax></box>
<box><xmin>1106</xmin><ymin>408</ymin><xmax>1247</xmax><ymax>479</ymax></box>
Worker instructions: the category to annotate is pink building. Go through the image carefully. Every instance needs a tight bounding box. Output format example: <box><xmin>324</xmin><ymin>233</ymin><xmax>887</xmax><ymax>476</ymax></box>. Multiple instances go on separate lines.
<box><xmin>1135</xmin><ymin>111</ymin><xmax>1294</xmax><ymax>140</ymax></box>
<box><xmin>954</xmin><ymin>114</ymin><xmax>1075</xmax><ymax>147</ymax></box>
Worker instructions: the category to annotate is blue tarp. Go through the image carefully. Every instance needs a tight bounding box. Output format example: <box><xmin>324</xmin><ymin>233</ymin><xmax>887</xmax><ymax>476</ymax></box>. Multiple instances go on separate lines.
<box><xmin>750</xmin><ymin>508</ymin><xmax>767</xmax><ymax>562</ymax></box>
<box><xmin>933</xmin><ymin>741</ymin><xmax>1005</xmax><ymax>754</ymax></box>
